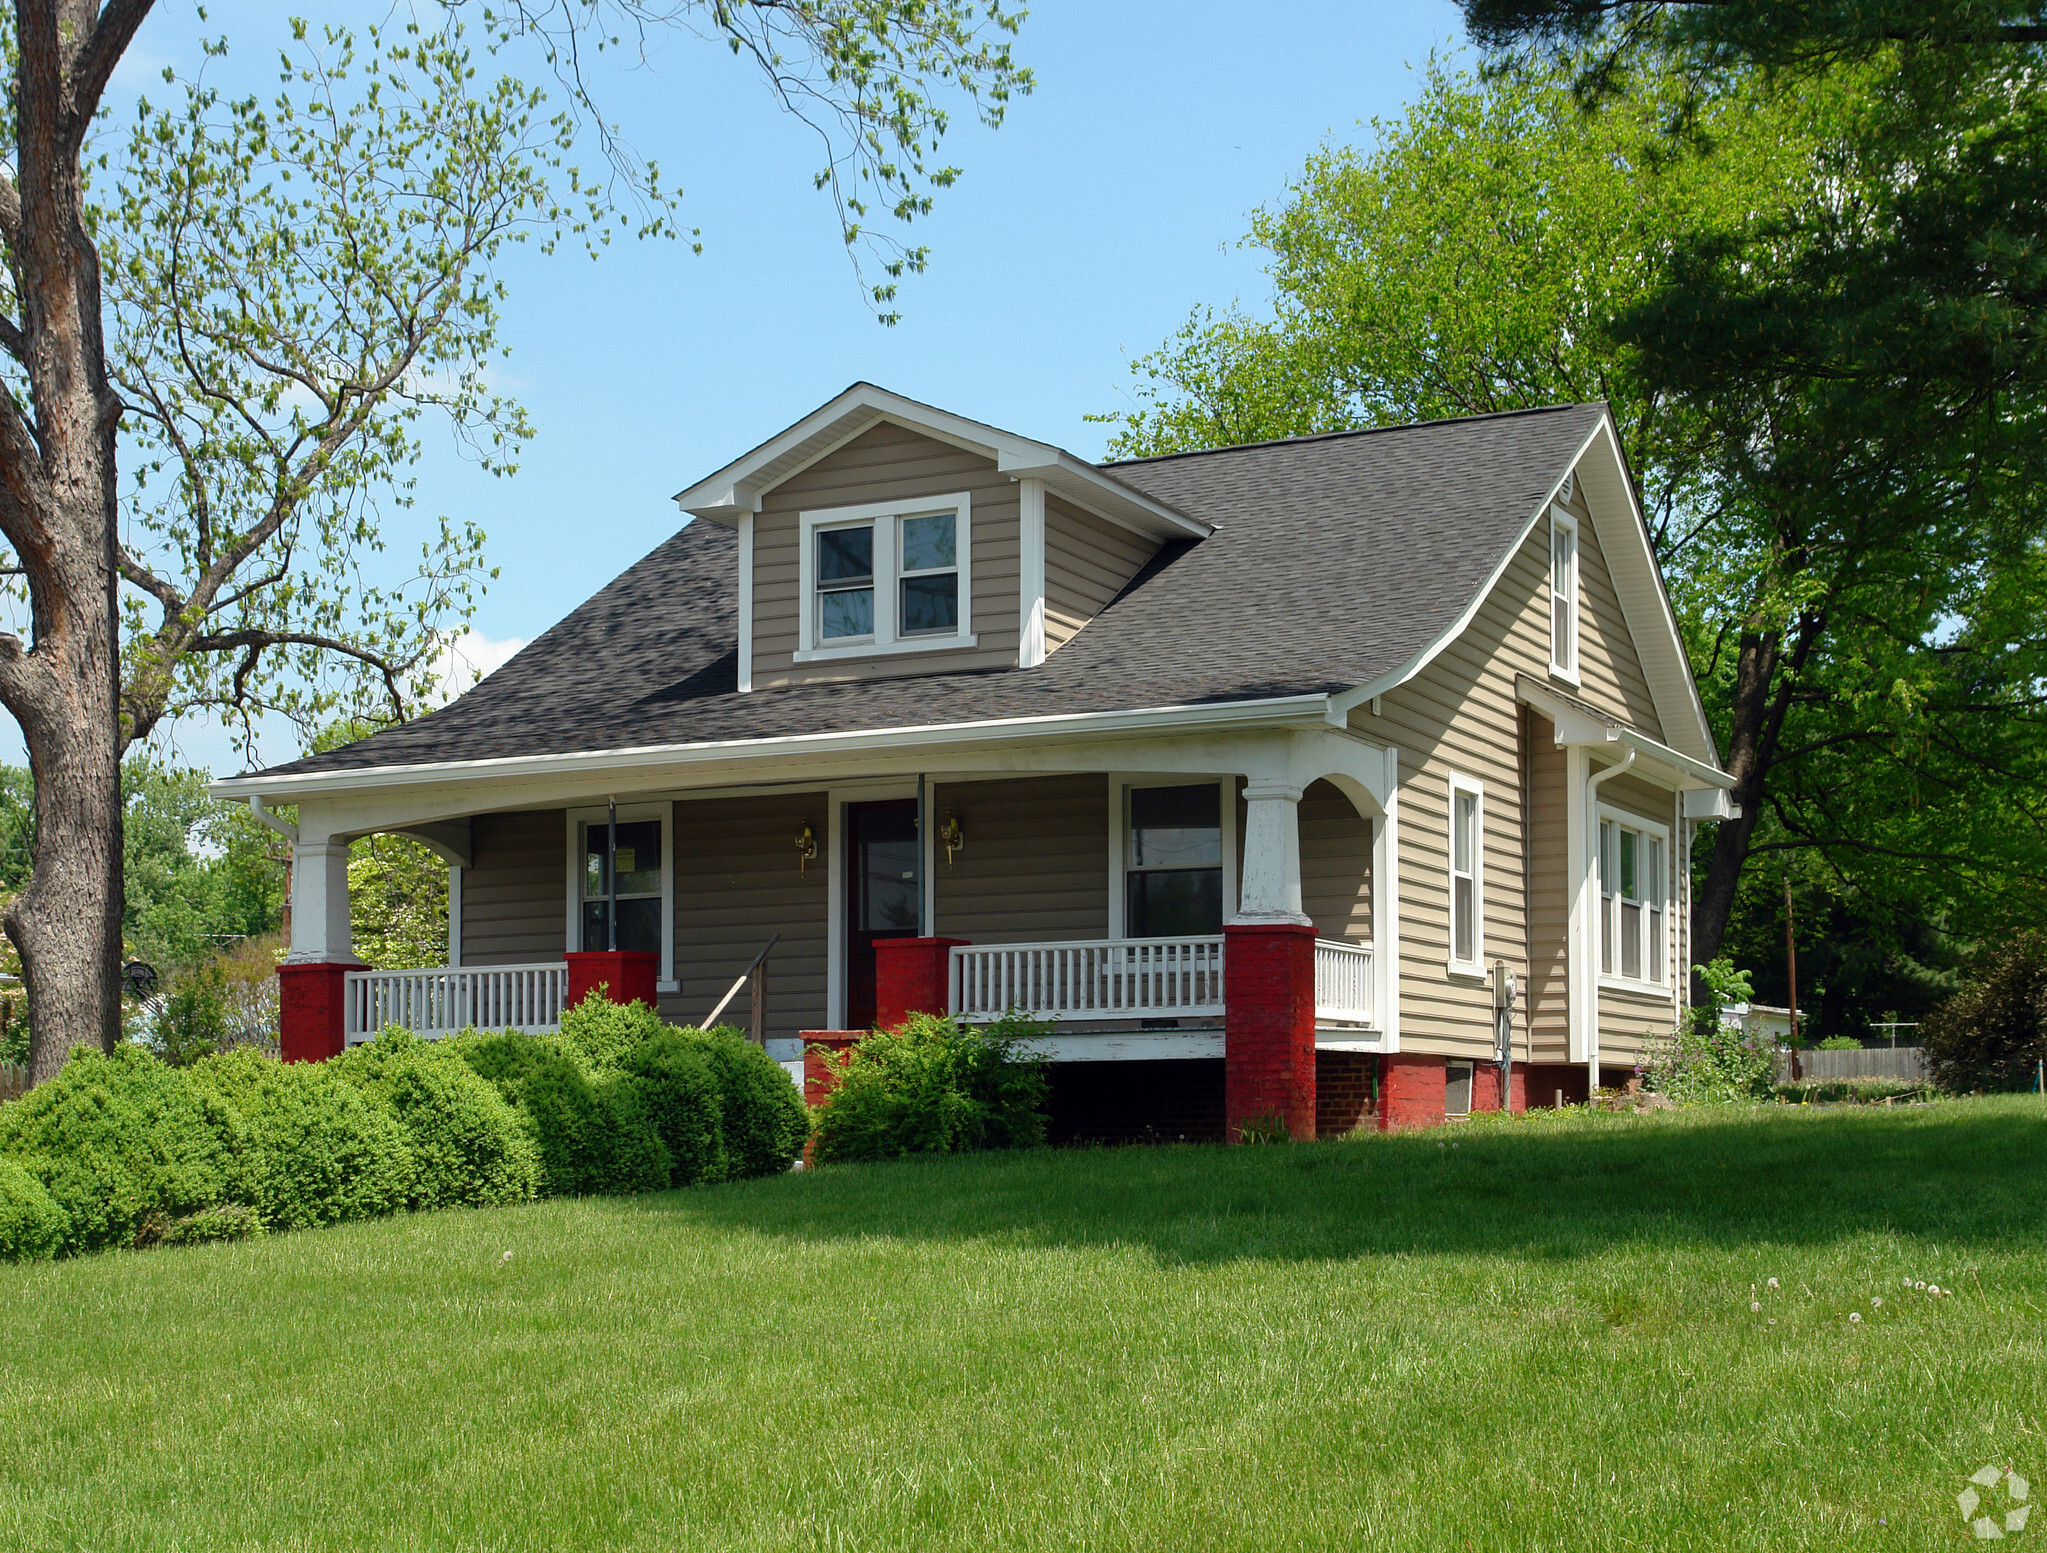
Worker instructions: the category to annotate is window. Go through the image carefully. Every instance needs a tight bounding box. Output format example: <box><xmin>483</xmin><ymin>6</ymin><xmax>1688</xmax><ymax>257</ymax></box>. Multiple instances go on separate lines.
<box><xmin>1550</xmin><ymin>507</ymin><xmax>1579</xmax><ymax>680</ymax></box>
<box><xmin>1599</xmin><ymin>813</ymin><xmax>1667</xmax><ymax>985</ymax></box>
<box><xmin>798</xmin><ymin>494</ymin><xmax>974</xmax><ymax>659</ymax></box>
<box><xmin>1125</xmin><ymin>783</ymin><xmax>1223</xmax><ymax>938</ymax></box>
<box><xmin>1448</xmin><ymin>776</ymin><xmax>1483</xmax><ymax>971</ymax></box>
<box><xmin>1445</xmin><ymin>1059</ymin><xmax>1474</xmax><ymax>1118</ymax></box>
<box><xmin>580</xmin><ymin>818</ymin><xmax>663</xmax><ymax>954</ymax></box>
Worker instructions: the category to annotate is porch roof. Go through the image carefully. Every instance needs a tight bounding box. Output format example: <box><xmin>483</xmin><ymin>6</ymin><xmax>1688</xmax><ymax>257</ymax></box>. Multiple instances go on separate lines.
<box><xmin>232</xmin><ymin>401</ymin><xmax>1612</xmax><ymax>787</ymax></box>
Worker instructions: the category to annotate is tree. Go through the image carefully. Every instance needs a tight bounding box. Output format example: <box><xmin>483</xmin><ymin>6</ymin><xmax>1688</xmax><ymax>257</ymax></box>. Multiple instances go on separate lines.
<box><xmin>0</xmin><ymin>1</ymin><xmax>1030</xmax><ymax>1084</ymax></box>
<box><xmin>1102</xmin><ymin>50</ymin><xmax>2047</xmax><ymax>985</ymax></box>
<box><xmin>347</xmin><ymin>834</ymin><xmax>447</xmax><ymax>972</ymax></box>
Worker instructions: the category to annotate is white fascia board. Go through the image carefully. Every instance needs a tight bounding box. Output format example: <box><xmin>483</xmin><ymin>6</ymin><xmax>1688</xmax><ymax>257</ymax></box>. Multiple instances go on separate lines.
<box><xmin>207</xmin><ymin>692</ymin><xmax>1337</xmax><ymax>803</ymax></box>
<box><xmin>1328</xmin><ymin>415</ymin><xmax>1611</xmax><ymax>723</ymax></box>
<box><xmin>1515</xmin><ymin>677</ymin><xmax>1733</xmax><ymax>791</ymax></box>
<box><xmin>671</xmin><ymin>382</ymin><xmax>1207</xmax><ymax>541</ymax></box>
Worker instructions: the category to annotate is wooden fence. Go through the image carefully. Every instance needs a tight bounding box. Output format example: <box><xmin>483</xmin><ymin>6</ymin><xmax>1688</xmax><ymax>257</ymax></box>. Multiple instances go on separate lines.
<box><xmin>1775</xmin><ymin>1046</ymin><xmax>1929</xmax><ymax>1083</ymax></box>
<box><xmin>0</xmin><ymin>1063</ymin><xmax>25</xmax><ymax>1102</ymax></box>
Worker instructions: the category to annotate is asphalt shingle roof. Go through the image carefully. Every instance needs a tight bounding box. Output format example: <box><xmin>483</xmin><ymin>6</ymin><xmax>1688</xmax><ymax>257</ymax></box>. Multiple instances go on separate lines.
<box><xmin>249</xmin><ymin>402</ymin><xmax>1606</xmax><ymax>778</ymax></box>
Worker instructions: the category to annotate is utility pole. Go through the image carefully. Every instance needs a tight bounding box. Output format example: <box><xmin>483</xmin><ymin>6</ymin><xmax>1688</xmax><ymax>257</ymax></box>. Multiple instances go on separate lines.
<box><xmin>1784</xmin><ymin>878</ymin><xmax>1801</xmax><ymax>1083</ymax></box>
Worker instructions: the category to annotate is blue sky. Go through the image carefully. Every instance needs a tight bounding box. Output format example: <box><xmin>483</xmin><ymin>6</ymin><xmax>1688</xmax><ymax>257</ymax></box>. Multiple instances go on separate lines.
<box><xmin>62</xmin><ymin>0</ymin><xmax>1467</xmax><ymax>775</ymax></box>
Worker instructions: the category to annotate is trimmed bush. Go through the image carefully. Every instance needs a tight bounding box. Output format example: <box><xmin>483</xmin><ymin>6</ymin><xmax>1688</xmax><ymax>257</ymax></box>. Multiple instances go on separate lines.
<box><xmin>160</xmin><ymin>1203</ymin><xmax>263</xmax><ymax>1246</ymax></box>
<box><xmin>0</xmin><ymin>1157</ymin><xmax>65</xmax><ymax>1261</ymax></box>
<box><xmin>619</xmin><ymin>1031</ymin><xmax>727</xmax><ymax>1186</ymax></box>
<box><xmin>1924</xmin><ymin>934</ymin><xmax>2047</xmax><ymax>1094</ymax></box>
<box><xmin>0</xmin><ymin>1045</ymin><xmax>243</xmax><ymax>1253</ymax></box>
<box><xmin>334</xmin><ymin>1029</ymin><xmax>540</xmax><ymax>1210</ymax></box>
<box><xmin>684</xmin><ymin>1026</ymin><xmax>808</xmax><ymax>1178</ymax></box>
<box><xmin>189</xmin><ymin>1049</ymin><xmax>413</xmax><ymax>1231</ymax></box>
<box><xmin>809</xmin><ymin>1013</ymin><xmax>1051</xmax><ymax>1166</ymax></box>
<box><xmin>454</xmin><ymin>1031</ymin><xmax>667</xmax><ymax>1197</ymax></box>
<box><xmin>558</xmin><ymin>993</ymin><xmax>671</xmax><ymax>1070</ymax></box>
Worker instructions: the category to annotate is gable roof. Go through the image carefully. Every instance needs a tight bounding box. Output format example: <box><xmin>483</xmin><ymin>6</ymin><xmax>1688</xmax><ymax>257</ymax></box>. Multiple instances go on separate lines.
<box><xmin>227</xmin><ymin>397</ymin><xmax>1717</xmax><ymax>788</ymax></box>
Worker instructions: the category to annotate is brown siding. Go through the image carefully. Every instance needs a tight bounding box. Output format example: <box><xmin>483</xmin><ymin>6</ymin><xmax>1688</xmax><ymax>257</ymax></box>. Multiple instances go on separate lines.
<box><xmin>460</xmin><ymin>810</ymin><xmax>566</xmax><ymax>966</ymax></box>
<box><xmin>668</xmin><ymin>792</ymin><xmax>830</xmax><ymax>1043</ymax></box>
<box><xmin>1043</xmin><ymin>494</ymin><xmax>1155</xmax><ymax>652</ymax></box>
<box><xmin>1299</xmin><ymin>778</ymin><xmax>1371</xmax><ymax>944</ymax></box>
<box><xmin>751</xmin><ymin>422</ymin><xmax>1021</xmax><ymax>686</ymax></box>
<box><xmin>933</xmin><ymin>775</ymin><xmax>1110</xmax><ymax>943</ymax></box>
<box><xmin>1525</xmin><ymin>713</ymin><xmax>1570</xmax><ymax>1061</ymax></box>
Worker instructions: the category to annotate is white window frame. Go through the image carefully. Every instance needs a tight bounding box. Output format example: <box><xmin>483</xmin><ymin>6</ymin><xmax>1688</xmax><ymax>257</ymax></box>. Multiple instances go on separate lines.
<box><xmin>1549</xmin><ymin>505</ymin><xmax>1580</xmax><ymax>685</ymax></box>
<box><xmin>563</xmin><ymin>801</ymin><xmax>676</xmax><ymax>991</ymax></box>
<box><xmin>1107</xmin><ymin>776</ymin><xmax>1237</xmax><ymax>939</ymax></box>
<box><xmin>1447</xmin><ymin>773</ymin><xmax>1484</xmax><ymax>977</ymax></box>
<box><xmin>1597</xmin><ymin>804</ymin><xmax>1670</xmax><ymax>991</ymax></box>
<box><xmin>795</xmin><ymin>492</ymin><xmax>977</xmax><ymax>663</ymax></box>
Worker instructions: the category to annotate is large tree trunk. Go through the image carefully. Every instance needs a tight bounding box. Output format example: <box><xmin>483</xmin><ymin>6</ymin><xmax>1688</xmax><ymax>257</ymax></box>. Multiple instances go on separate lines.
<box><xmin>0</xmin><ymin>1</ymin><xmax>154</xmax><ymax>1081</ymax></box>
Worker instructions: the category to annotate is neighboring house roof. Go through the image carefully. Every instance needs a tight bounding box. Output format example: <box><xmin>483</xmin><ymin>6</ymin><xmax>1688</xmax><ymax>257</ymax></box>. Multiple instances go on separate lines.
<box><xmin>240</xmin><ymin>396</ymin><xmax>1684</xmax><ymax>782</ymax></box>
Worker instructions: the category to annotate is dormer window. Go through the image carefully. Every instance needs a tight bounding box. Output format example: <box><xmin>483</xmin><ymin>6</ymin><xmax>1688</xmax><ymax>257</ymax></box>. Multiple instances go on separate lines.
<box><xmin>796</xmin><ymin>493</ymin><xmax>976</xmax><ymax>662</ymax></box>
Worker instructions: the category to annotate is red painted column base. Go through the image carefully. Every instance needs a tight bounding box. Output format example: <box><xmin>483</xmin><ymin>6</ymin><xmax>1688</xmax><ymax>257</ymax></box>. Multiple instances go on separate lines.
<box><xmin>565</xmin><ymin>950</ymin><xmax>661</xmax><ymax>1011</ymax></box>
<box><xmin>278</xmin><ymin>961</ymin><xmax>354</xmax><ymax>1064</ymax></box>
<box><xmin>1223</xmin><ymin>921</ymin><xmax>1317</xmax><ymax>1142</ymax></box>
<box><xmin>1377</xmin><ymin>1053</ymin><xmax>1447</xmax><ymax>1130</ymax></box>
<box><xmin>1470</xmin><ymin>1063</ymin><xmax>1529</xmax><ymax>1114</ymax></box>
<box><xmin>872</xmin><ymin>937</ymin><xmax>969</xmax><ymax>1031</ymax></box>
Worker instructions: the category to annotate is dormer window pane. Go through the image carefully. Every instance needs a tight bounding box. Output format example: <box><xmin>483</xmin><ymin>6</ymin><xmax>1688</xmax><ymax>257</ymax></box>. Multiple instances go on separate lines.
<box><xmin>900</xmin><ymin>574</ymin><xmax>958</xmax><ymax>635</ymax></box>
<box><xmin>901</xmin><ymin>513</ymin><xmax>955</xmax><ymax>572</ymax></box>
<box><xmin>820</xmin><ymin>586</ymin><xmax>874</xmax><ymax>640</ymax></box>
<box><xmin>897</xmin><ymin>511</ymin><xmax>959</xmax><ymax>637</ymax></box>
<box><xmin>817</xmin><ymin>523</ymin><xmax>875</xmax><ymax>641</ymax></box>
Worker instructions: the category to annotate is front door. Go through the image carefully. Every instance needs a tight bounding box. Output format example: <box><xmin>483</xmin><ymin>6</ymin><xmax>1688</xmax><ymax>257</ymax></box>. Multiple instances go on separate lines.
<box><xmin>845</xmin><ymin>799</ymin><xmax>920</xmax><ymax>1030</ymax></box>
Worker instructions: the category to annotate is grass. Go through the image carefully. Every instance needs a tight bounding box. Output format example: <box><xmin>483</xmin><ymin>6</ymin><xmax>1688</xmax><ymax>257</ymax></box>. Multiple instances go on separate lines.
<box><xmin>3</xmin><ymin>1097</ymin><xmax>2045</xmax><ymax>1551</ymax></box>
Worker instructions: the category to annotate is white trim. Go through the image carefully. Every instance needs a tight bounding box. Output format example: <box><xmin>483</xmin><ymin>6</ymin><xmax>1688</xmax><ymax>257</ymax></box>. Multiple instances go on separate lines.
<box><xmin>1018</xmin><ymin>476</ymin><xmax>1047</xmax><ymax>669</ymax></box>
<box><xmin>797</xmin><ymin>491</ymin><xmax>975</xmax><ymax>661</ymax></box>
<box><xmin>1446</xmin><ymin>772</ymin><xmax>1485</xmax><ymax>975</ymax></box>
<box><xmin>447</xmin><ymin>865</ymin><xmax>463</xmax><ymax>968</ymax></box>
<box><xmin>1108</xmin><ymin>775</ymin><xmax>1236</xmax><ymax>939</ymax></box>
<box><xmin>825</xmin><ymin>778</ymin><xmax>918</xmax><ymax>1029</ymax></box>
<box><xmin>1373</xmin><ymin>744</ymin><xmax>1401</xmax><ymax>1052</ymax></box>
<box><xmin>211</xmin><ymin>695</ymin><xmax>1339</xmax><ymax>802</ymax></box>
<box><xmin>1516</xmin><ymin>676</ymin><xmax>1734</xmax><ymax>793</ymax></box>
<box><xmin>1549</xmin><ymin>505</ymin><xmax>1581</xmax><ymax>686</ymax></box>
<box><xmin>1596</xmin><ymin>802</ymin><xmax>1672</xmax><ymax>993</ymax></box>
<box><xmin>1013</xmin><ymin>1031</ymin><xmax>1223</xmax><ymax>1063</ymax></box>
<box><xmin>563</xmin><ymin>801</ymin><xmax>675</xmax><ymax>989</ymax></box>
<box><xmin>735</xmin><ymin>512</ymin><xmax>755</xmax><ymax>693</ymax></box>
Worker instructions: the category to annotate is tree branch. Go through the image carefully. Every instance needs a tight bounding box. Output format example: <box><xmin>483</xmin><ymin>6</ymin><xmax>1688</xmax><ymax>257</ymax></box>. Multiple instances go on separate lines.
<box><xmin>66</xmin><ymin>0</ymin><xmax>159</xmax><ymax>152</ymax></box>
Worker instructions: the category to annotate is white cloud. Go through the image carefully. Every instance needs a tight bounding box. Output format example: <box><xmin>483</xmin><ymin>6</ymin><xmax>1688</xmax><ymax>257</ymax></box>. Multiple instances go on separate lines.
<box><xmin>430</xmin><ymin>629</ymin><xmax>527</xmax><ymax>702</ymax></box>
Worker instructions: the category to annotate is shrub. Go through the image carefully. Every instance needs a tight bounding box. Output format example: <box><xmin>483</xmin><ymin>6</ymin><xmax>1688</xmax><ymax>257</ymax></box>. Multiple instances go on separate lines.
<box><xmin>159</xmin><ymin>1203</ymin><xmax>264</xmax><ymax>1247</ymax></box>
<box><xmin>558</xmin><ymin>993</ymin><xmax>671</xmax><ymax>1070</ymax></box>
<box><xmin>0</xmin><ymin>1157</ymin><xmax>65</xmax><ymax>1261</ymax></box>
<box><xmin>619</xmin><ymin>1031</ymin><xmax>728</xmax><ymax>1186</ymax></box>
<box><xmin>683</xmin><ymin>1026</ymin><xmax>809</xmax><ymax>1178</ymax></box>
<box><xmin>151</xmin><ymin>967</ymin><xmax>233</xmax><ymax>1066</ymax></box>
<box><xmin>809</xmin><ymin>1012</ymin><xmax>1051</xmax><ymax>1165</ymax></box>
<box><xmin>1923</xmin><ymin>934</ymin><xmax>2047</xmax><ymax>1094</ymax></box>
<box><xmin>453</xmin><ymin>1031</ymin><xmax>668</xmax><ymax>1196</ymax></box>
<box><xmin>0</xmin><ymin>1045</ymin><xmax>242</xmax><ymax>1253</ymax></box>
<box><xmin>1817</xmin><ymin>1036</ymin><xmax>1863</xmax><ymax>1051</ymax></box>
<box><xmin>189</xmin><ymin>1048</ymin><xmax>413</xmax><ymax>1231</ymax></box>
<box><xmin>333</xmin><ymin>1029</ymin><xmax>539</xmax><ymax>1210</ymax></box>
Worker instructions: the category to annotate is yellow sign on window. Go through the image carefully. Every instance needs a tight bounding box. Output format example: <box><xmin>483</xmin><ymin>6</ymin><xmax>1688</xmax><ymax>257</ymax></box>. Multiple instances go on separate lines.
<box><xmin>613</xmin><ymin>847</ymin><xmax>636</xmax><ymax>874</ymax></box>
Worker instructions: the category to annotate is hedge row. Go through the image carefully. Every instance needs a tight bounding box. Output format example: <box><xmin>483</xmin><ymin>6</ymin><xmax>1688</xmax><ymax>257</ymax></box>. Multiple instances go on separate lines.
<box><xmin>0</xmin><ymin>993</ymin><xmax>807</xmax><ymax>1262</ymax></box>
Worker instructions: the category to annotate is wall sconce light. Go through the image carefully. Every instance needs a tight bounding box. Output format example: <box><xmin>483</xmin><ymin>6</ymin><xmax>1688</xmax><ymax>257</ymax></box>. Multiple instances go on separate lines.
<box><xmin>939</xmin><ymin>810</ymin><xmax>964</xmax><ymax>865</ymax></box>
<box><xmin>794</xmin><ymin>821</ymin><xmax>817</xmax><ymax>873</ymax></box>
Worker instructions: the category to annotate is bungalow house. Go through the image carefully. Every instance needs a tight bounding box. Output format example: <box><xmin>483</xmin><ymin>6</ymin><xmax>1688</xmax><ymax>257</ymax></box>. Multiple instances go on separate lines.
<box><xmin>215</xmin><ymin>383</ymin><xmax>1736</xmax><ymax>1138</ymax></box>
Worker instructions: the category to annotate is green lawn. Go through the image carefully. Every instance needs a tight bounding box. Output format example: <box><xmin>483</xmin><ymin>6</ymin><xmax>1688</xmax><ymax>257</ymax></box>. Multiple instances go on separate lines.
<box><xmin>2</xmin><ymin>1098</ymin><xmax>2044</xmax><ymax>1551</ymax></box>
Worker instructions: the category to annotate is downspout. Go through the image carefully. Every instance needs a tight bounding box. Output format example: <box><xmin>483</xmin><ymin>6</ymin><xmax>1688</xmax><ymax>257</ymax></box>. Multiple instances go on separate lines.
<box><xmin>1582</xmin><ymin>746</ymin><xmax>1635</xmax><ymax>1098</ymax></box>
<box><xmin>246</xmin><ymin>796</ymin><xmax>297</xmax><ymax>844</ymax></box>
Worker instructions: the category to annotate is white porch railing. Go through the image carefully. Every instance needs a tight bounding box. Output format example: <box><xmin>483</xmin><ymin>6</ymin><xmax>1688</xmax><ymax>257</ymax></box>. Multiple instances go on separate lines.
<box><xmin>1314</xmin><ymin>938</ymin><xmax>1375</xmax><ymax>1026</ymax></box>
<box><xmin>951</xmin><ymin>936</ymin><xmax>1225</xmax><ymax>1022</ymax></box>
<box><xmin>344</xmin><ymin>962</ymin><xmax>568</xmax><ymax>1041</ymax></box>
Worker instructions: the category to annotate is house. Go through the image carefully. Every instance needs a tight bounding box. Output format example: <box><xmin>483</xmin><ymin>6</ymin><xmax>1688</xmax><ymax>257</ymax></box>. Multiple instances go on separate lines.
<box><xmin>216</xmin><ymin>383</ymin><xmax>1737</xmax><ymax>1139</ymax></box>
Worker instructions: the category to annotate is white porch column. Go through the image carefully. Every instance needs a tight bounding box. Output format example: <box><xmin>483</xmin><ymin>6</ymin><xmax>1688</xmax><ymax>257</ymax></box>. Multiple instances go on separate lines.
<box><xmin>1234</xmin><ymin>781</ymin><xmax>1311</xmax><ymax>925</ymax></box>
<box><xmin>286</xmin><ymin>838</ymin><xmax>362</xmax><ymax>965</ymax></box>
<box><xmin>1372</xmin><ymin>746</ymin><xmax>1401</xmax><ymax>1049</ymax></box>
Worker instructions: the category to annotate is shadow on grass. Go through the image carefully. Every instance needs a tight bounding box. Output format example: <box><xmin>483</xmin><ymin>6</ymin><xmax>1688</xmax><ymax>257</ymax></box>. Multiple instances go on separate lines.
<box><xmin>618</xmin><ymin>1098</ymin><xmax>2047</xmax><ymax>1267</ymax></box>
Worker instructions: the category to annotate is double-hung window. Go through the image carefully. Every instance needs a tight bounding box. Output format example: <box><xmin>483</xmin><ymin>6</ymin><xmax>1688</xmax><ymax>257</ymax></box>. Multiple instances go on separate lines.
<box><xmin>1124</xmin><ymin>783</ymin><xmax>1224</xmax><ymax>938</ymax></box>
<box><xmin>1448</xmin><ymin>775</ymin><xmax>1483</xmax><ymax>971</ymax></box>
<box><xmin>798</xmin><ymin>494</ymin><xmax>974</xmax><ymax>660</ymax></box>
<box><xmin>1599</xmin><ymin>812</ymin><xmax>1667</xmax><ymax>985</ymax></box>
<box><xmin>1550</xmin><ymin>507</ymin><xmax>1579</xmax><ymax>681</ymax></box>
<box><xmin>578</xmin><ymin>817</ymin><xmax>664</xmax><ymax>954</ymax></box>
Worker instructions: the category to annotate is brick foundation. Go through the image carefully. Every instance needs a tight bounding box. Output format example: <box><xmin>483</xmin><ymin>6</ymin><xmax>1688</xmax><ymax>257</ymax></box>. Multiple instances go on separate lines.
<box><xmin>873</xmin><ymin>937</ymin><xmax>968</xmax><ymax>1031</ymax></box>
<box><xmin>799</xmin><ymin>1030</ymin><xmax>863</xmax><ymax>1106</ymax></box>
<box><xmin>1523</xmin><ymin>1063</ymin><xmax>1588</xmax><ymax>1108</ymax></box>
<box><xmin>1316</xmin><ymin>1051</ymin><xmax>1379</xmax><ymax>1137</ymax></box>
<box><xmin>1378</xmin><ymin>1053</ymin><xmax>1448</xmax><ymax>1130</ymax></box>
<box><xmin>1223</xmin><ymin>922</ymin><xmax>1316</xmax><ymax>1142</ymax></box>
<box><xmin>1047</xmin><ymin>1058</ymin><xmax>1226</xmax><ymax>1145</ymax></box>
<box><xmin>1470</xmin><ymin>1062</ymin><xmax>1528</xmax><ymax>1114</ymax></box>
<box><xmin>565</xmin><ymin>950</ymin><xmax>660</xmax><ymax>1011</ymax></box>
<box><xmin>278</xmin><ymin>961</ymin><xmax>353</xmax><ymax>1063</ymax></box>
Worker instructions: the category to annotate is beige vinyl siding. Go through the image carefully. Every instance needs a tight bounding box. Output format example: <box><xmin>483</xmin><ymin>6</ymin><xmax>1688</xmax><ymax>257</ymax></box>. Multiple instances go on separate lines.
<box><xmin>1299</xmin><ymin>779</ymin><xmax>1372</xmax><ymax>944</ymax></box>
<box><xmin>751</xmin><ymin>421</ymin><xmax>1021</xmax><ymax>686</ymax></box>
<box><xmin>667</xmin><ymin>791</ymin><xmax>829</xmax><ymax>1042</ymax></box>
<box><xmin>1524</xmin><ymin>712</ymin><xmax>1570</xmax><ymax>1061</ymax></box>
<box><xmin>1595</xmin><ymin>768</ymin><xmax>1683</xmax><ymax>1052</ymax></box>
<box><xmin>933</xmin><ymin>775</ymin><xmax>1110</xmax><ymax>943</ymax></box>
<box><xmin>1043</xmin><ymin>494</ymin><xmax>1155</xmax><ymax>652</ymax></box>
<box><xmin>1558</xmin><ymin>484</ymin><xmax>1664</xmax><ymax>738</ymax></box>
<box><xmin>459</xmin><ymin>810</ymin><xmax>567</xmax><ymax>966</ymax></box>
